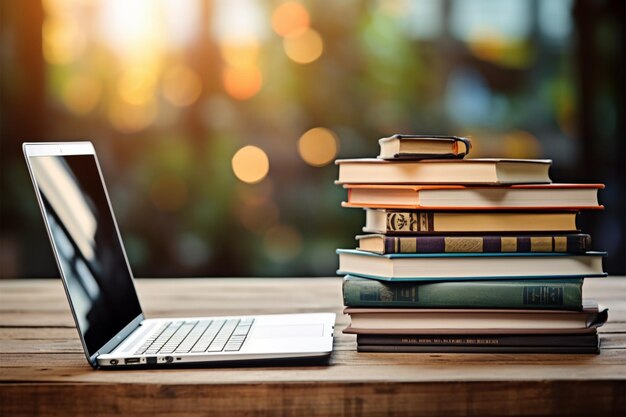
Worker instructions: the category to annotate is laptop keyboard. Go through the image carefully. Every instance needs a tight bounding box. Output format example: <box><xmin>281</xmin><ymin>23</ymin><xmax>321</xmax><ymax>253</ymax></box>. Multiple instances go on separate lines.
<box><xmin>134</xmin><ymin>318</ymin><xmax>254</xmax><ymax>356</ymax></box>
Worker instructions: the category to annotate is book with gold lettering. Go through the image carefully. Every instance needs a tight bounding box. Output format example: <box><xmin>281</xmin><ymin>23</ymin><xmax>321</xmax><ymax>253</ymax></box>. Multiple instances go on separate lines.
<box><xmin>362</xmin><ymin>209</ymin><xmax>579</xmax><ymax>234</ymax></box>
<box><xmin>356</xmin><ymin>233</ymin><xmax>592</xmax><ymax>254</ymax></box>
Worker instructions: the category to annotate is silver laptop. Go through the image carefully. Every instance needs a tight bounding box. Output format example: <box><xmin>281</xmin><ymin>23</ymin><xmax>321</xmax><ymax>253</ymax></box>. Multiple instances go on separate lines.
<box><xmin>23</xmin><ymin>141</ymin><xmax>335</xmax><ymax>368</ymax></box>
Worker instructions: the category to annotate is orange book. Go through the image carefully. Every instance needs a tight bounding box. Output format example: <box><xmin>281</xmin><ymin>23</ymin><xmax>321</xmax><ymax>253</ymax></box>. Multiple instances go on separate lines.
<box><xmin>342</xmin><ymin>183</ymin><xmax>604</xmax><ymax>210</ymax></box>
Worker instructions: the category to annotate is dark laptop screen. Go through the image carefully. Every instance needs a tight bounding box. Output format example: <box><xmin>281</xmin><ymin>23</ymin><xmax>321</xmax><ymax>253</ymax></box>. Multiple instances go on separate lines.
<box><xmin>29</xmin><ymin>154</ymin><xmax>142</xmax><ymax>356</ymax></box>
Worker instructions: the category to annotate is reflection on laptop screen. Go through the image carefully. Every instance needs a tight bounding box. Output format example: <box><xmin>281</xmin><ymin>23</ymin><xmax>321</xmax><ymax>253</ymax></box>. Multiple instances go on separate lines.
<box><xmin>29</xmin><ymin>155</ymin><xmax>142</xmax><ymax>356</ymax></box>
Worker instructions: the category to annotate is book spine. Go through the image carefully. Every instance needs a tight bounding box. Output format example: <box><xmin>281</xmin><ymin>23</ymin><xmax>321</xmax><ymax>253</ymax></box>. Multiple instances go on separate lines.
<box><xmin>342</xmin><ymin>276</ymin><xmax>583</xmax><ymax>310</ymax></box>
<box><xmin>382</xmin><ymin>234</ymin><xmax>591</xmax><ymax>254</ymax></box>
<box><xmin>356</xmin><ymin>334</ymin><xmax>598</xmax><ymax>348</ymax></box>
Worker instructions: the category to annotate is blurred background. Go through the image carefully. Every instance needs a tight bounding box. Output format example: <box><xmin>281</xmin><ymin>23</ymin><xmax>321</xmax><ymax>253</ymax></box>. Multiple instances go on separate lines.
<box><xmin>1</xmin><ymin>0</ymin><xmax>624</xmax><ymax>278</ymax></box>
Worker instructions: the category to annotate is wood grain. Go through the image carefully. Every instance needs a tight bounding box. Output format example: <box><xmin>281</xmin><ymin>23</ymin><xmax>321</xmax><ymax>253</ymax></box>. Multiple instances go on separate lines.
<box><xmin>1</xmin><ymin>277</ymin><xmax>625</xmax><ymax>417</ymax></box>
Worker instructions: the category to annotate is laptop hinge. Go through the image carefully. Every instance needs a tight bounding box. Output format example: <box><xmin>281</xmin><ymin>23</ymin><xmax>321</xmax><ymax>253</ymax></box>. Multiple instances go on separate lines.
<box><xmin>94</xmin><ymin>313</ymin><xmax>145</xmax><ymax>360</ymax></box>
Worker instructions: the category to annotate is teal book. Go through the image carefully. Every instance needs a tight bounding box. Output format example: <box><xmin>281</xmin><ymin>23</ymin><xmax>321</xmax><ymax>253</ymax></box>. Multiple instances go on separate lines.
<box><xmin>342</xmin><ymin>275</ymin><xmax>583</xmax><ymax>310</ymax></box>
<box><xmin>336</xmin><ymin>249</ymin><xmax>607</xmax><ymax>282</ymax></box>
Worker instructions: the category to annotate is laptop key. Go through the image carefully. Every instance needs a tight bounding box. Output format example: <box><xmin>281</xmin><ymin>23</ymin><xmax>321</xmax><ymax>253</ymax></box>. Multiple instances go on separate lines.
<box><xmin>175</xmin><ymin>320</ymin><xmax>211</xmax><ymax>353</ymax></box>
<box><xmin>158</xmin><ymin>322</ymin><xmax>196</xmax><ymax>354</ymax></box>
<box><xmin>207</xmin><ymin>319</ymin><xmax>239</xmax><ymax>352</ymax></box>
<box><xmin>190</xmin><ymin>319</ymin><xmax>226</xmax><ymax>353</ymax></box>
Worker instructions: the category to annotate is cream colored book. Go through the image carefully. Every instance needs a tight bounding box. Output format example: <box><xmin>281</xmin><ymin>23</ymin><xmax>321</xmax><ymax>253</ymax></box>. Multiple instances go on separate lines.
<box><xmin>343</xmin><ymin>301</ymin><xmax>608</xmax><ymax>334</ymax></box>
<box><xmin>362</xmin><ymin>209</ymin><xmax>579</xmax><ymax>234</ymax></box>
<box><xmin>335</xmin><ymin>158</ymin><xmax>552</xmax><ymax>185</ymax></box>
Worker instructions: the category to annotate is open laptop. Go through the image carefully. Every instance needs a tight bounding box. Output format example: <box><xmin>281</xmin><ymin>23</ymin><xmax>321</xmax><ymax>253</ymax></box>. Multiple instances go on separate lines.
<box><xmin>23</xmin><ymin>141</ymin><xmax>335</xmax><ymax>368</ymax></box>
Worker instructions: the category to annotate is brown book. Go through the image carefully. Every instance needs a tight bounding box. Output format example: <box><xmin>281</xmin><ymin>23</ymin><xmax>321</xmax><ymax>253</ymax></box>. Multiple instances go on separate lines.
<box><xmin>335</xmin><ymin>158</ymin><xmax>552</xmax><ymax>185</ymax></box>
<box><xmin>362</xmin><ymin>209</ymin><xmax>579</xmax><ymax>234</ymax></box>
<box><xmin>343</xmin><ymin>301</ymin><xmax>608</xmax><ymax>335</ymax></box>
<box><xmin>342</xmin><ymin>183</ymin><xmax>604</xmax><ymax>210</ymax></box>
<box><xmin>356</xmin><ymin>233</ymin><xmax>592</xmax><ymax>254</ymax></box>
<box><xmin>377</xmin><ymin>134</ymin><xmax>472</xmax><ymax>160</ymax></box>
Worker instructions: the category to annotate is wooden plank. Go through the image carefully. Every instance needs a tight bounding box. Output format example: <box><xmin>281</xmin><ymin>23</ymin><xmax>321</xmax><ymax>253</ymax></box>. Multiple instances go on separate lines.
<box><xmin>1</xmin><ymin>381</ymin><xmax>624</xmax><ymax>417</ymax></box>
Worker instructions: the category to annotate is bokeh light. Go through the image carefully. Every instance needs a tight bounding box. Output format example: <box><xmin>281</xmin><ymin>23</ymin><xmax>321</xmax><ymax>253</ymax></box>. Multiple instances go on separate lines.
<box><xmin>108</xmin><ymin>99</ymin><xmax>158</xmax><ymax>133</ymax></box>
<box><xmin>502</xmin><ymin>130</ymin><xmax>542</xmax><ymax>158</ymax></box>
<box><xmin>222</xmin><ymin>65</ymin><xmax>263</xmax><ymax>100</ymax></box>
<box><xmin>283</xmin><ymin>28</ymin><xmax>323</xmax><ymax>64</ymax></box>
<box><xmin>298</xmin><ymin>127</ymin><xmax>339</xmax><ymax>166</ymax></box>
<box><xmin>162</xmin><ymin>65</ymin><xmax>203</xmax><ymax>107</ymax></box>
<box><xmin>231</xmin><ymin>145</ymin><xmax>270</xmax><ymax>184</ymax></box>
<box><xmin>42</xmin><ymin>17</ymin><xmax>85</xmax><ymax>65</ymax></box>
<box><xmin>271</xmin><ymin>1</ymin><xmax>310</xmax><ymax>37</ymax></box>
<box><xmin>62</xmin><ymin>74</ymin><xmax>101</xmax><ymax>115</ymax></box>
<box><xmin>220</xmin><ymin>41</ymin><xmax>260</xmax><ymax>68</ymax></box>
<box><xmin>118</xmin><ymin>68</ymin><xmax>158</xmax><ymax>106</ymax></box>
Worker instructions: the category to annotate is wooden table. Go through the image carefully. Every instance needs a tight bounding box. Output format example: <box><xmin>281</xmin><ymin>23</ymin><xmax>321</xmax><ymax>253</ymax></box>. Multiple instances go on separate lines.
<box><xmin>1</xmin><ymin>277</ymin><xmax>625</xmax><ymax>416</ymax></box>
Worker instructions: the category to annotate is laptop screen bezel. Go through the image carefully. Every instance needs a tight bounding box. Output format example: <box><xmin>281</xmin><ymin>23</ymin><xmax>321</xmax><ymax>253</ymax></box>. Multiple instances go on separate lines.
<box><xmin>23</xmin><ymin>141</ymin><xmax>145</xmax><ymax>368</ymax></box>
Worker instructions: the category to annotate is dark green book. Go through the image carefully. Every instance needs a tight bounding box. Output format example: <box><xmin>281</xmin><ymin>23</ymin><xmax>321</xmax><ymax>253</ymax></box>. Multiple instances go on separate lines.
<box><xmin>342</xmin><ymin>275</ymin><xmax>584</xmax><ymax>310</ymax></box>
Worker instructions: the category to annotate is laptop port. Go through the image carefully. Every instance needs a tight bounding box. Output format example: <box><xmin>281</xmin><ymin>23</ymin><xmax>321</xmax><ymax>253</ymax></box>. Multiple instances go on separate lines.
<box><xmin>110</xmin><ymin>359</ymin><xmax>118</xmax><ymax>365</ymax></box>
<box><xmin>124</xmin><ymin>357</ymin><xmax>141</xmax><ymax>364</ymax></box>
<box><xmin>146</xmin><ymin>357</ymin><xmax>157</xmax><ymax>365</ymax></box>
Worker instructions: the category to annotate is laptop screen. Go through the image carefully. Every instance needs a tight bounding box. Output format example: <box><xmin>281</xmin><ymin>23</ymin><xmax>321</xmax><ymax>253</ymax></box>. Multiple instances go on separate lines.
<box><xmin>28</xmin><ymin>154</ymin><xmax>142</xmax><ymax>356</ymax></box>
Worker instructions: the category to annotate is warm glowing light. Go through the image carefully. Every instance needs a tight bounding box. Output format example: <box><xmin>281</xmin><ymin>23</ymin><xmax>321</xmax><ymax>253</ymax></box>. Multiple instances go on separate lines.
<box><xmin>222</xmin><ymin>65</ymin><xmax>263</xmax><ymax>100</ymax></box>
<box><xmin>263</xmin><ymin>224</ymin><xmax>303</xmax><ymax>263</ymax></box>
<box><xmin>150</xmin><ymin>175</ymin><xmax>189</xmax><ymax>213</ymax></box>
<box><xmin>231</xmin><ymin>146</ymin><xmax>270</xmax><ymax>184</ymax></box>
<box><xmin>62</xmin><ymin>75</ymin><xmax>102</xmax><ymax>115</ymax></box>
<box><xmin>220</xmin><ymin>41</ymin><xmax>260</xmax><ymax>68</ymax></box>
<box><xmin>108</xmin><ymin>99</ymin><xmax>158</xmax><ymax>133</ymax></box>
<box><xmin>283</xmin><ymin>28</ymin><xmax>323</xmax><ymax>64</ymax></box>
<box><xmin>42</xmin><ymin>17</ymin><xmax>85</xmax><ymax>65</ymax></box>
<box><xmin>298</xmin><ymin>127</ymin><xmax>339</xmax><ymax>167</ymax></box>
<box><xmin>271</xmin><ymin>2</ymin><xmax>310</xmax><ymax>37</ymax></box>
<box><xmin>118</xmin><ymin>68</ymin><xmax>158</xmax><ymax>106</ymax></box>
<box><xmin>162</xmin><ymin>65</ymin><xmax>203</xmax><ymax>107</ymax></box>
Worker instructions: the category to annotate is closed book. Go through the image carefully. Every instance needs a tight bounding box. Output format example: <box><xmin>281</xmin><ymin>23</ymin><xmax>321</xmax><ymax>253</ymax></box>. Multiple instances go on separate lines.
<box><xmin>343</xmin><ymin>301</ymin><xmax>608</xmax><ymax>334</ymax></box>
<box><xmin>336</xmin><ymin>249</ymin><xmax>607</xmax><ymax>282</ymax></box>
<box><xmin>342</xmin><ymin>275</ymin><xmax>583</xmax><ymax>310</ymax></box>
<box><xmin>342</xmin><ymin>183</ymin><xmax>604</xmax><ymax>210</ymax></box>
<box><xmin>356</xmin><ymin>345</ymin><xmax>599</xmax><ymax>354</ymax></box>
<box><xmin>356</xmin><ymin>234</ymin><xmax>592</xmax><ymax>254</ymax></box>
<box><xmin>356</xmin><ymin>333</ymin><xmax>599</xmax><ymax>348</ymax></box>
<box><xmin>335</xmin><ymin>158</ymin><xmax>551</xmax><ymax>185</ymax></box>
<box><xmin>377</xmin><ymin>134</ymin><xmax>471</xmax><ymax>160</ymax></box>
<box><xmin>363</xmin><ymin>209</ymin><xmax>578</xmax><ymax>234</ymax></box>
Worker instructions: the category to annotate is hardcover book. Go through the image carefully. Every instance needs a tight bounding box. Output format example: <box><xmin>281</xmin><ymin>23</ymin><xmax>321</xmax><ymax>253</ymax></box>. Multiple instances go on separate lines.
<box><xmin>336</xmin><ymin>249</ymin><xmax>607</xmax><ymax>281</ymax></box>
<box><xmin>362</xmin><ymin>209</ymin><xmax>579</xmax><ymax>234</ymax></box>
<box><xmin>377</xmin><ymin>134</ymin><xmax>472</xmax><ymax>160</ymax></box>
<box><xmin>342</xmin><ymin>183</ymin><xmax>604</xmax><ymax>210</ymax></box>
<box><xmin>356</xmin><ymin>333</ymin><xmax>600</xmax><ymax>354</ymax></box>
<box><xmin>356</xmin><ymin>345</ymin><xmax>599</xmax><ymax>354</ymax></box>
<box><xmin>356</xmin><ymin>333</ymin><xmax>599</xmax><ymax>347</ymax></box>
<box><xmin>342</xmin><ymin>301</ymin><xmax>608</xmax><ymax>334</ymax></box>
<box><xmin>342</xmin><ymin>275</ymin><xmax>584</xmax><ymax>310</ymax></box>
<box><xmin>335</xmin><ymin>158</ymin><xmax>551</xmax><ymax>185</ymax></box>
<box><xmin>356</xmin><ymin>233</ymin><xmax>592</xmax><ymax>254</ymax></box>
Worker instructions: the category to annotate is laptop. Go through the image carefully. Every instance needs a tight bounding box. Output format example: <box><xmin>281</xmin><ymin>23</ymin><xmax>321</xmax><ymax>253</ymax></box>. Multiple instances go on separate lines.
<box><xmin>23</xmin><ymin>141</ymin><xmax>335</xmax><ymax>368</ymax></box>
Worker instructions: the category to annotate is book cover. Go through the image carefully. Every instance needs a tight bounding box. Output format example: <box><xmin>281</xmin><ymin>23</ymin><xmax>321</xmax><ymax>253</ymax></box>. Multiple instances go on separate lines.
<box><xmin>377</xmin><ymin>134</ymin><xmax>472</xmax><ymax>160</ymax></box>
<box><xmin>356</xmin><ymin>233</ymin><xmax>592</xmax><ymax>254</ymax></box>
<box><xmin>335</xmin><ymin>158</ymin><xmax>552</xmax><ymax>185</ymax></box>
<box><xmin>343</xmin><ymin>302</ymin><xmax>608</xmax><ymax>334</ymax></box>
<box><xmin>362</xmin><ymin>209</ymin><xmax>579</xmax><ymax>234</ymax></box>
<box><xmin>336</xmin><ymin>249</ymin><xmax>608</xmax><ymax>281</ymax></box>
<box><xmin>342</xmin><ymin>275</ymin><xmax>584</xmax><ymax>310</ymax></box>
<box><xmin>342</xmin><ymin>183</ymin><xmax>604</xmax><ymax>210</ymax></box>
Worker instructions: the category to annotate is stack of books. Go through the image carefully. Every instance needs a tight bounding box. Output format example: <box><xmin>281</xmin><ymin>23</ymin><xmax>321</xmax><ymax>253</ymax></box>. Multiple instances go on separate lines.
<box><xmin>335</xmin><ymin>135</ymin><xmax>609</xmax><ymax>354</ymax></box>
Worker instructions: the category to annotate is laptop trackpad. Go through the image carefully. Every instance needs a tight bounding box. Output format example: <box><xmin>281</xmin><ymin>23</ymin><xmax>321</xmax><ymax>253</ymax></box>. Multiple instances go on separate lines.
<box><xmin>253</xmin><ymin>324</ymin><xmax>323</xmax><ymax>338</ymax></box>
